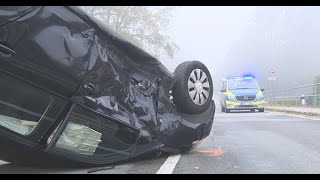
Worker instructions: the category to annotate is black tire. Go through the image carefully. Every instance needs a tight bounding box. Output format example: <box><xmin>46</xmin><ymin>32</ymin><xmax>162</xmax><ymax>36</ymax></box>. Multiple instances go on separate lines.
<box><xmin>221</xmin><ymin>106</ymin><xmax>225</xmax><ymax>112</ymax></box>
<box><xmin>258</xmin><ymin>108</ymin><xmax>264</xmax><ymax>112</ymax></box>
<box><xmin>172</xmin><ymin>61</ymin><xmax>213</xmax><ymax>114</ymax></box>
<box><xmin>226</xmin><ymin>108</ymin><xmax>231</xmax><ymax>113</ymax></box>
<box><xmin>250</xmin><ymin>109</ymin><xmax>255</xmax><ymax>112</ymax></box>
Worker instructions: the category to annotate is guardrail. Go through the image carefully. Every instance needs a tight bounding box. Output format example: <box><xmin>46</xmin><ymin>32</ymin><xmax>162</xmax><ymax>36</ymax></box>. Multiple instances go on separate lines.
<box><xmin>264</xmin><ymin>83</ymin><xmax>320</xmax><ymax>107</ymax></box>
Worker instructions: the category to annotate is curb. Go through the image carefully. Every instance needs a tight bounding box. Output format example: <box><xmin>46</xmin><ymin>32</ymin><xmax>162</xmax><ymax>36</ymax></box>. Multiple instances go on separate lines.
<box><xmin>265</xmin><ymin>107</ymin><xmax>320</xmax><ymax>117</ymax></box>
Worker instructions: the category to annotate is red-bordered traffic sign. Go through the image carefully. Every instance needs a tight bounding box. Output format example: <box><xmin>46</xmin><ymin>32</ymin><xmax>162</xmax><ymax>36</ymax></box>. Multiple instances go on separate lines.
<box><xmin>268</xmin><ymin>69</ymin><xmax>277</xmax><ymax>77</ymax></box>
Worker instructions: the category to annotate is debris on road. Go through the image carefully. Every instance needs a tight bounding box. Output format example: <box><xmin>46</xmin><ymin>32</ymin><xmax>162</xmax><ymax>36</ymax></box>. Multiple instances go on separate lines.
<box><xmin>195</xmin><ymin>149</ymin><xmax>224</xmax><ymax>157</ymax></box>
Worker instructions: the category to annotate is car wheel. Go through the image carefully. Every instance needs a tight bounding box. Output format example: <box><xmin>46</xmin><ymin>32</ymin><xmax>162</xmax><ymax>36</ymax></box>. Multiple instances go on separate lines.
<box><xmin>226</xmin><ymin>108</ymin><xmax>231</xmax><ymax>113</ymax></box>
<box><xmin>172</xmin><ymin>61</ymin><xmax>213</xmax><ymax>114</ymax></box>
<box><xmin>259</xmin><ymin>108</ymin><xmax>264</xmax><ymax>112</ymax></box>
<box><xmin>221</xmin><ymin>106</ymin><xmax>225</xmax><ymax>112</ymax></box>
<box><xmin>250</xmin><ymin>109</ymin><xmax>255</xmax><ymax>112</ymax></box>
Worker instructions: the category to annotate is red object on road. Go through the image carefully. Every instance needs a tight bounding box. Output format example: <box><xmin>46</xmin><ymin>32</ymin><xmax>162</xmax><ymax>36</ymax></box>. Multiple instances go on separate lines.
<box><xmin>196</xmin><ymin>149</ymin><xmax>224</xmax><ymax>157</ymax></box>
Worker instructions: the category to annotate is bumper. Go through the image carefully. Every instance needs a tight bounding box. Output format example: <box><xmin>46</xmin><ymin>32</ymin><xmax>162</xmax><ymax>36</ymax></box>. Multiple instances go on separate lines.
<box><xmin>225</xmin><ymin>100</ymin><xmax>265</xmax><ymax>110</ymax></box>
<box><xmin>226</xmin><ymin>105</ymin><xmax>264</xmax><ymax>110</ymax></box>
<box><xmin>161</xmin><ymin>100</ymin><xmax>215</xmax><ymax>152</ymax></box>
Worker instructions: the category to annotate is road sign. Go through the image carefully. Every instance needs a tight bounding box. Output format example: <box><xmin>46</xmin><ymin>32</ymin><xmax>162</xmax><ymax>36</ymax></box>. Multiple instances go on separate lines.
<box><xmin>268</xmin><ymin>76</ymin><xmax>276</xmax><ymax>81</ymax></box>
<box><xmin>268</xmin><ymin>69</ymin><xmax>276</xmax><ymax>77</ymax></box>
<box><xmin>268</xmin><ymin>68</ymin><xmax>277</xmax><ymax>81</ymax></box>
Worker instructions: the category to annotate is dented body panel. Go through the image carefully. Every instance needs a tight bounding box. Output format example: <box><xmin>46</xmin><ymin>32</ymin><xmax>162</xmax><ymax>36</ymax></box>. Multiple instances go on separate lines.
<box><xmin>0</xmin><ymin>6</ymin><xmax>215</xmax><ymax>166</ymax></box>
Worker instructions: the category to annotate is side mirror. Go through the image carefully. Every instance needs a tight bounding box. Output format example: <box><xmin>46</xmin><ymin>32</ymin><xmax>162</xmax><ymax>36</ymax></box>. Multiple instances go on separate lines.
<box><xmin>261</xmin><ymin>88</ymin><xmax>265</xmax><ymax>92</ymax></box>
<box><xmin>221</xmin><ymin>89</ymin><xmax>226</xmax><ymax>92</ymax></box>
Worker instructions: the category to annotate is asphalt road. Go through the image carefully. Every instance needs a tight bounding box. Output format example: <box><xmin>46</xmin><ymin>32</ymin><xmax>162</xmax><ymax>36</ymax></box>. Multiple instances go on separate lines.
<box><xmin>1</xmin><ymin>107</ymin><xmax>320</xmax><ymax>174</ymax></box>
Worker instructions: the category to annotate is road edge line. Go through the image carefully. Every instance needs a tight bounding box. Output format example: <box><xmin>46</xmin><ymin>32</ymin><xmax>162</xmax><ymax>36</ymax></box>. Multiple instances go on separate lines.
<box><xmin>156</xmin><ymin>154</ymin><xmax>181</xmax><ymax>174</ymax></box>
<box><xmin>0</xmin><ymin>160</ymin><xmax>8</xmax><ymax>165</ymax></box>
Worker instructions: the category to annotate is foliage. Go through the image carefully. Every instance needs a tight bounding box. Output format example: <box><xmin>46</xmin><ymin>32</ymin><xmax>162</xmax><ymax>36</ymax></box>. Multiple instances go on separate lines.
<box><xmin>80</xmin><ymin>6</ymin><xmax>179</xmax><ymax>59</ymax></box>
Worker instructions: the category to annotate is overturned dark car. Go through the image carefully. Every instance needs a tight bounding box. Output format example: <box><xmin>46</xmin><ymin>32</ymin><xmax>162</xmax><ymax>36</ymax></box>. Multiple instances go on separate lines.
<box><xmin>0</xmin><ymin>6</ymin><xmax>215</xmax><ymax>167</ymax></box>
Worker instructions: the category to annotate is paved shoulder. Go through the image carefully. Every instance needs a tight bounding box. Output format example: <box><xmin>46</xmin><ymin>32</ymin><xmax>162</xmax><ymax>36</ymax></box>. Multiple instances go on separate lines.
<box><xmin>266</xmin><ymin>106</ymin><xmax>320</xmax><ymax>116</ymax></box>
<box><xmin>173</xmin><ymin>111</ymin><xmax>320</xmax><ymax>174</ymax></box>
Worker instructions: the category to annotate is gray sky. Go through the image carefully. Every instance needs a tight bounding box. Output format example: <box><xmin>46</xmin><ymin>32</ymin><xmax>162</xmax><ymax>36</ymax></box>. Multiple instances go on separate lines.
<box><xmin>163</xmin><ymin>6</ymin><xmax>255</xmax><ymax>76</ymax></box>
<box><xmin>160</xmin><ymin>6</ymin><xmax>320</xmax><ymax>102</ymax></box>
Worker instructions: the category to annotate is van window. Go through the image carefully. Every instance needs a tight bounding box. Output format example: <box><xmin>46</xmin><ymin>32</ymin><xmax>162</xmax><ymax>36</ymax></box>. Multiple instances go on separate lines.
<box><xmin>228</xmin><ymin>79</ymin><xmax>259</xmax><ymax>90</ymax></box>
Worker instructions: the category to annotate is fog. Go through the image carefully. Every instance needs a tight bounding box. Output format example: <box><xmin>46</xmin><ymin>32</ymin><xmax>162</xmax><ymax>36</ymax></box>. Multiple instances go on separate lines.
<box><xmin>160</xmin><ymin>6</ymin><xmax>320</xmax><ymax>102</ymax></box>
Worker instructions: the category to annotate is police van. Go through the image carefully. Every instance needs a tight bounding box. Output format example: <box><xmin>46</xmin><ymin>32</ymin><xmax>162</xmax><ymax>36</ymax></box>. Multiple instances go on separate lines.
<box><xmin>220</xmin><ymin>75</ymin><xmax>265</xmax><ymax>113</ymax></box>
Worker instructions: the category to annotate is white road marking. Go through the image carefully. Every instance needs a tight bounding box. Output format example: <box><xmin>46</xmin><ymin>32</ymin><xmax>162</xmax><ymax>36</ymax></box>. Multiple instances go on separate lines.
<box><xmin>156</xmin><ymin>154</ymin><xmax>181</xmax><ymax>174</ymax></box>
<box><xmin>0</xmin><ymin>160</ymin><xmax>8</xmax><ymax>165</ymax></box>
<box><xmin>267</xmin><ymin>111</ymin><xmax>320</xmax><ymax>121</ymax></box>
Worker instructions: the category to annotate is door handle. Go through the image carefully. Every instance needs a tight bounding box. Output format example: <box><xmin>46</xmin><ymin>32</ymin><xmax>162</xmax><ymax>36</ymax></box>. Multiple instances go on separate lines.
<box><xmin>84</xmin><ymin>83</ymin><xmax>96</xmax><ymax>95</ymax></box>
<box><xmin>0</xmin><ymin>44</ymin><xmax>16</xmax><ymax>58</ymax></box>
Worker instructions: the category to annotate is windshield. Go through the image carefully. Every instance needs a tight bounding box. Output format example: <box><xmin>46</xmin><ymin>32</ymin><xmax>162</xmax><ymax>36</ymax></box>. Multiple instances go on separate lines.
<box><xmin>228</xmin><ymin>79</ymin><xmax>259</xmax><ymax>90</ymax></box>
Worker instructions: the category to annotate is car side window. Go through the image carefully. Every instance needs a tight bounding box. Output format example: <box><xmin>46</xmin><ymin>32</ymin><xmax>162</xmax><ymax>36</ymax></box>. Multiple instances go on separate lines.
<box><xmin>0</xmin><ymin>71</ymin><xmax>66</xmax><ymax>138</ymax></box>
<box><xmin>50</xmin><ymin>104</ymin><xmax>139</xmax><ymax>162</ymax></box>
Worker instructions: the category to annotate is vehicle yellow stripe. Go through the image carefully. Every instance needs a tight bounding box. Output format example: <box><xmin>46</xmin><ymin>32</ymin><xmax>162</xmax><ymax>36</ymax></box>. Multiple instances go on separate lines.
<box><xmin>225</xmin><ymin>100</ymin><xmax>240</xmax><ymax>105</ymax></box>
<box><xmin>224</xmin><ymin>90</ymin><xmax>235</xmax><ymax>96</ymax></box>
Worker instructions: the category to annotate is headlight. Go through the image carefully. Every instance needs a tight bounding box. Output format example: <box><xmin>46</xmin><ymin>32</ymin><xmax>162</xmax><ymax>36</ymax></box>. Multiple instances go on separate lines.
<box><xmin>225</xmin><ymin>95</ymin><xmax>237</xmax><ymax>101</ymax></box>
<box><xmin>256</xmin><ymin>94</ymin><xmax>264</xmax><ymax>101</ymax></box>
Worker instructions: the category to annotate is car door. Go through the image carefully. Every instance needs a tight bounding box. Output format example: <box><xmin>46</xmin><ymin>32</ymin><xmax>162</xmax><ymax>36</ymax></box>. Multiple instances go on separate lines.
<box><xmin>0</xmin><ymin>6</ymin><xmax>94</xmax><ymax>97</ymax></box>
<box><xmin>0</xmin><ymin>6</ymin><xmax>95</xmax><ymax>145</ymax></box>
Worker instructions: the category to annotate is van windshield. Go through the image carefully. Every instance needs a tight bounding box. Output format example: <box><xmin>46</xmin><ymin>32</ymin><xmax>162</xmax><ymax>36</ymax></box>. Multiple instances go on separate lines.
<box><xmin>228</xmin><ymin>79</ymin><xmax>259</xmax><ymax>90</ymax></box>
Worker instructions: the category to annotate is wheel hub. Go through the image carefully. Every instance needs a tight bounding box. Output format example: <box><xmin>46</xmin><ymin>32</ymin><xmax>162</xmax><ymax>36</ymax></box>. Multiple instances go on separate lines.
<box><xmin>195</xmin><ymin>81</ymin><xmax>203</xmax><ymax>94</ymax></box>
<box><xmin>188</xmin><ymin>69</ymin><xmax>211</xmax><ymax>105</ymax></box>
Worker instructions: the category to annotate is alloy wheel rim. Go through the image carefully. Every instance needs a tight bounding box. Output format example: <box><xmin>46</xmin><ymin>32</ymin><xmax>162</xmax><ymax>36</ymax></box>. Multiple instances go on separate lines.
<box><xmin>188</xmin><ymin>69</ymin><xmax>210</xmax><ymax>105</ymax></box>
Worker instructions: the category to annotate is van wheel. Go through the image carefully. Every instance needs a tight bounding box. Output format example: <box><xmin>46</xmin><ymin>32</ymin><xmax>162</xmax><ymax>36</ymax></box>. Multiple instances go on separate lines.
<box><xmin>172</xmin><ymin>61</ymin><xmax>213</xmax><ymax>114</ymax></box>
<box><xmin>259</xmin><ymin>108</ymin><xmax>264</xmax><ymax>112</ymax></box>
<box><xmin>226</xmin><ymin>109</ymin><xmax>231</xmax><ymax>113</ymax></box>
<box><xmin>221</xmin><ymin>106</ymin><xmax>225</xmax><ymax>112</ymax></box>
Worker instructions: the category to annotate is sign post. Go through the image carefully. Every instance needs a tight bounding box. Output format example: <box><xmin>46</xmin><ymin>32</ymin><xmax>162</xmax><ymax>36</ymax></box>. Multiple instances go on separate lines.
<box><xmin>268</xmin><ymin>68</ymin><xmax>277</xmax><ymax>92</ymax></box>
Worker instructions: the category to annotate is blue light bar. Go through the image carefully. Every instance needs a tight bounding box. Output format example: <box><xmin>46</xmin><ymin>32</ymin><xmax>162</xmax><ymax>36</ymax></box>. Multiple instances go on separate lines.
<box><xmin>225</xmin><ymin>74</ymin><xmax>255</xmax><ymax>80</ymax></box>
<box><xmin>242</xmin><ymin>73</ymin><xmax>255</xmax><ymax>79</ymax></box>
<box><xmin>243</xmin><ymin>76</ymin><xmax>254</xmax><ymax>80</ymax></box>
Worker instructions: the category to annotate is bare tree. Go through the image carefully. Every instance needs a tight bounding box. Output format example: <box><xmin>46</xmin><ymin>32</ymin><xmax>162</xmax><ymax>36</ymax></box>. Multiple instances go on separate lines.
<box><xmin>80</xmin><ymin>6</ymin><xmax>179</xmax><ymax>59</ymax></box>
